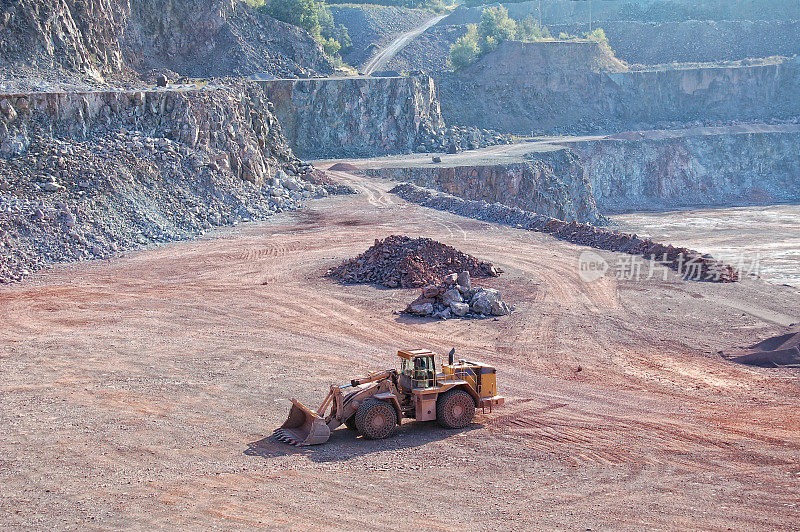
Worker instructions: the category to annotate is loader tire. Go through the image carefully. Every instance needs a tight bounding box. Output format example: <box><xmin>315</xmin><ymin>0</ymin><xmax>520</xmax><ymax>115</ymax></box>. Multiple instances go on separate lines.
<box><xmin>344</xmin><ymin>415</ymin><xmax>357</xmax><ymax>430</ymax></box>
<box><xmin>437</xmin><ymin>389</ymin><xmax>475</xmax><ymax>429</ymax></box>
<box><xmin>355</xmin><ymin>399</ymin><xmax>396</xmax><ymax>440</ymax></box>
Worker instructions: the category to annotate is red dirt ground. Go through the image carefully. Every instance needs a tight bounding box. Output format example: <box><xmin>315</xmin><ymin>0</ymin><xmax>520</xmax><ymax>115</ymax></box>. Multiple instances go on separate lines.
<box><xmin>1</xmin><ymin>170</ymin><xmax>799</xmax><ymax>529</ymax></box>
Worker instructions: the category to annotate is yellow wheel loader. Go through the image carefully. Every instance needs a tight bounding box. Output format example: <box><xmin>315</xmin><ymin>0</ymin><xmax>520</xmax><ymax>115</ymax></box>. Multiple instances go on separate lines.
<box><xmin>274</xmin><ymin>349</ymin><xmax>504</xmax><ymax>446</ymax></box>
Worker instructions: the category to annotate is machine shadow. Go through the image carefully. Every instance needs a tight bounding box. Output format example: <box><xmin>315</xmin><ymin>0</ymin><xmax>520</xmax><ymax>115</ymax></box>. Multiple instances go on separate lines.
<box><xmin>245</xmin><ymin>421</ymin><xmax>483</xmax><ymax>463</ymax></box>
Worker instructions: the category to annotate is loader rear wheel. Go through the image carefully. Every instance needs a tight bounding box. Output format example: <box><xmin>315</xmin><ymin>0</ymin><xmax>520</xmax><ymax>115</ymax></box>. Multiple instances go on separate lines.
<box><xmin>437</xmin><ymin>389</ymin><xmax>475</xmax><ymax>429</ymax></box>
<box><xmin>355</xmin><ymin>399</ymin><xmax>396</xmax><ymax>440</ymax></box>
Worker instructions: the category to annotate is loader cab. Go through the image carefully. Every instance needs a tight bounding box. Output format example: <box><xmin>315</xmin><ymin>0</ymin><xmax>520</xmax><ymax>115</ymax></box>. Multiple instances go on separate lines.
<box><xmin>397</xmin><ymin>349</ymin><xmax>436</xmax><ymax>389</ymax></box>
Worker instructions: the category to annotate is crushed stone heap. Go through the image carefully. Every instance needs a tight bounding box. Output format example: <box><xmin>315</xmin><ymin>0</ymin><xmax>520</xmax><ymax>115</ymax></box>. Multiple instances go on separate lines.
<box><xmin>405</xmin><ymin>270</ymin><xmax>511</xmax><ymax>319</ymax></box>
<box><xmin>327</xmin><ymin>235</ymin><xmax>500</xmax><ymax>288</ymax></box>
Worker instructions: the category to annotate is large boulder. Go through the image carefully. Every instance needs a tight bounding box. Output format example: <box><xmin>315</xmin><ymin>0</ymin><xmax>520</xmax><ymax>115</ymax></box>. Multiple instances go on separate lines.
<box><xmin>470</xmin><ymin>288</ymin><xmax>509</xmax><ymax>316</ymax></box>
<box><xmin>450</xmin><ymin>302</ymin><xmax>470</xmax><ymax>317</ymax></box>
<box><xmin>471</xmin><ymin>291</ymin><xmax>493</xmax><ymax>315</ymax></box>
<box><xmin>441</xmin><ymin>288</ymin><xmax>463</xmax><ymax>306</ymax></box>
<box><xmin>409</xmin><ymin>302</ymin><xmax>434</xmax><ymax>316</ymax></box>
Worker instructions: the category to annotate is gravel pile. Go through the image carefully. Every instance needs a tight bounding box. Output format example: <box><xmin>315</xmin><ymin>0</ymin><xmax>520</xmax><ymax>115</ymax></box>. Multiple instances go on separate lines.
<box><xmin>405</xmin><ymin>270</ymin><xmax>511</xmax><ymax>319</ymax></box>
<box><xmin>725</xmin><ymin>330</ymin><xmax>800</xmax><ymax>368</ymax></box>
<box><xmin>327</xmin><ymin>234</ymin><xmax>500</xmax><ymax>288</ymax></box>
<box><xmin>391</xmin><ymin>183</ymin><xmax>739</xmax><ymax>283</ymax></box>
<box><xmin>0</xmin><ymin>131</ymin><xmax>347</xmax><ymax>284</ymax></box>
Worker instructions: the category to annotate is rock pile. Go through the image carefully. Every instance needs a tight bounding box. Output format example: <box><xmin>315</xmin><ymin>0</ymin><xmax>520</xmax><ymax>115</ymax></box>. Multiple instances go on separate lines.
<box><xmin>434</xmin><ymin>126</ymin><xmax>514</xmax><ymax>154</ymax></box>
<box><xmin>391</xmin><ymin>183</ymin><xmax>739</xmax><ymax>283</ymax></box>
<box><xmin>327</xmin><ymin>235</ymin><xmax>500</xmax><ymax>288</ymax></box>
<box><xmin>724</xmin><ymin>330</ymin><xmax>800</xmax><ymax>368</ymax></box>
<box><xmin>405</xmin><ymin>271</ymin><xmax>511</xmax><ymax>319</ymax></box>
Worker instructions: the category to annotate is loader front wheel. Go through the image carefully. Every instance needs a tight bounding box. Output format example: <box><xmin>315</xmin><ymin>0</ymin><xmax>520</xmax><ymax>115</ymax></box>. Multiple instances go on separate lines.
<box><xmin>437</xmin><ymin>389</ymin><xmax>475</xmax><ymax>429</ymax></box>
<box><xmin>355</xmin><ymin>399</ymin><xmax>396</xmax><ymax>440</ymax></box>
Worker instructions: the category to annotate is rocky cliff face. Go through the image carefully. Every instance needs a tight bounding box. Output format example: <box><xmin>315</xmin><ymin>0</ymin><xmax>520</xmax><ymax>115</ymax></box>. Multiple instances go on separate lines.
<box><xmin>549</xmin><ymin>20</ymin><xmax>800</xmax><ymax>66</ymax></box>
<box><xmin>0</xmin><ymin>82</ymin><xmax>346</xmax><ymax>283</ymax></box>
<box><xmin>567</xmin><ymin>126</ymin><xmax>800</xmax><ymax>212</ymax></box>
<box><xmin>438</xmin><ymin>41</ymin><xmax>800</xmax><ymax>134</ymax></box>
<box><xmin>0</xmin><ymin>0</ymin><xmax>332</xmax><ymax>87</ymax></box>
<box><xmin>0</xmin><ymin>83</ymin><xmax>294</xmax><ymax>181</ymax></box>
<box><xmin>0</xmin><ymin>0</ymin><xmax>124</xmax><ymax>81</ymax></box>
<box><xmin>444</xmin><ymin>0</ymin><xmax>800</xmax><ymax>26</ymax></box>
<box><xmin>366</xmin><ymin>149</ymin><xmax>602</xmax><ymax>224</ymax></box>
<box><xmin>258</xmin><ymin>75</ymin><xmax>445</xmax><ymax>159</ymax></box>
<box><xmin>121</xmin><ymin>0</ymin><xmax>333</xmax><ymax>79</ymax></box>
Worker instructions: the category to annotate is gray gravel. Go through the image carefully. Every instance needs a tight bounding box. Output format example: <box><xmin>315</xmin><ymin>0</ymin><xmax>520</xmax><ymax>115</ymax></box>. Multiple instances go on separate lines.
<box><xmin>0</xmin><ymin>131</ymin><xmax>350</xmax><ymax>284</ymax></box>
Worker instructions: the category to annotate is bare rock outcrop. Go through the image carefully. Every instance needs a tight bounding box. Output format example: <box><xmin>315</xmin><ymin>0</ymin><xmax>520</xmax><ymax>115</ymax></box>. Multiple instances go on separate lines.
<box><xmin>438</xmin><ymin>40</ymin><xmax>800</xmax><ymax>135</ymax></box>
<box><xmin>258</xmin><ymin>75</ymin><xmax>444</xmax><ymax>159</ymax></box>
<box><xmin>0</xmin><ymin>0</ymin><xmax>333</xmax><ymax>88</ymax></box>
<box><xmin>366</xmin><ymin>148</ymin><xmax>602</xmax><ymax>224</ymax></box>
<box><xmin>0</xmin><ymin>81</ymin><xmax>349</xmax><ymax>284</ymax></box>
<box><xmin>121</xmin><ymin>0</ymin><xmax>333</xmax><ymax>79</ymax></box>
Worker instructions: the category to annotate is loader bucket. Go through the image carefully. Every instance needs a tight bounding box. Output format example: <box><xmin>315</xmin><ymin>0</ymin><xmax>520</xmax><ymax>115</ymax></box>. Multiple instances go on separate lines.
<box><xmin>273</xmin><ymin>399</ymin><xmax>331</xmax><ymax>446</ymax></box>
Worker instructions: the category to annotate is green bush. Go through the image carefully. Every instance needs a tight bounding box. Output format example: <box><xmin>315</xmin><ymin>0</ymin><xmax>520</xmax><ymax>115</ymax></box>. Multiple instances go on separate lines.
<box><xmin>515</xmin><ymin>15</ymin><xmax>550</xmax><ymax>41</ymax></box>
<box><xmin>449</xmin><ymin>6</ymin><xmax>550</xmax><ymax>69</ymax></box>
<box><xmin>478</xmin><ymin>6</ymin><xmax>516</xmax><ymax>51</ymax></box>
<box><xmin>447</xmin><ymin>24</ymin><xmax>480</xmax><ymax>69</ymax></box>
<box><xmin>260</xmin><ymin>0</ymin><xmax>352</xmax><ymax>59</ymax></box>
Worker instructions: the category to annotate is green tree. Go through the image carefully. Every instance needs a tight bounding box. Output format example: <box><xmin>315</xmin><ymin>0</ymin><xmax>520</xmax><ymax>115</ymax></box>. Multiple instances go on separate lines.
<box><xmin>449</xmin><ymin>6</ymin><xmax>552</xmax><ymax>69</ymax></box>
<box><xmin>515</xmin><ymin>14</ymin><xmax>550</xmax><ymax>41</ymax></box>
<box><xmin>448</xmin><ymin>24</ymin><xmax>480</xmax><ymax>70</ymax></box>
<box><xmin>477</xmin><ymin>6</ymin><xmax>516</xmax><ymax>52</ymax></box>
<box><xmin>263</xmin><ymin>0</ymin><xmax>319</xmax><ymax>30</ymax></box>
<box><xmin>261</xmin><ymin>0</ymin><xmax>351</xmax><ymax>60</ymax></box>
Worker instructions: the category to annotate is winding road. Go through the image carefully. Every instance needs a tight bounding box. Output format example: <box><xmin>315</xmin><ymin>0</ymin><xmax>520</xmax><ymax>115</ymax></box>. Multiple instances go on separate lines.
<box><xmin>363</xmin><ymin>13</ymin><xmax>448</xmax><ymax>75</ymax></box>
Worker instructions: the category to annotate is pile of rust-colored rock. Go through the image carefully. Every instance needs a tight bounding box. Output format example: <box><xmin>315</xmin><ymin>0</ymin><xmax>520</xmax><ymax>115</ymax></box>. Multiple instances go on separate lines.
<box><xmin>405</xmin><ymin>271</ymin><xmax>511</xmax><ymax>319</ymax></box>
<box><xmin>327</xmin><ymin>235</ymin><xmax>500</xmax><ymax>288</ymax></box>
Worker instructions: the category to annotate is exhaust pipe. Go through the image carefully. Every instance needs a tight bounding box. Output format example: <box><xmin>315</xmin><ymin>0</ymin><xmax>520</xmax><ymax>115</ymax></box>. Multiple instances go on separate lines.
<box><xmin>448</xmin><ymin>348</ymin><xmax>455</xmax><ymax>365</ymax></box>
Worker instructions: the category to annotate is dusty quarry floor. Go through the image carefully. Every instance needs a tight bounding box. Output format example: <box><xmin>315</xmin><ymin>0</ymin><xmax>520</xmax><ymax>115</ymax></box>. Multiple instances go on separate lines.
<box><xmin>2</xmin><ymin>171</ymin><xmax>800</xmax><ymax>530</ymax></box>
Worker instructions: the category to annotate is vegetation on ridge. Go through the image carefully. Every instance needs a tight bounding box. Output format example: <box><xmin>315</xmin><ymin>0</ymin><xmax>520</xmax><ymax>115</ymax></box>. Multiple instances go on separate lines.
<box><xmin>448</xmin><ymin>6</ymin><xmax>551</xmax><ymax>69</ymax></box>
<box><xmin>256</xmin><ymin>0</ymin><xmax>353</xmax><ymax>60</ymax></box>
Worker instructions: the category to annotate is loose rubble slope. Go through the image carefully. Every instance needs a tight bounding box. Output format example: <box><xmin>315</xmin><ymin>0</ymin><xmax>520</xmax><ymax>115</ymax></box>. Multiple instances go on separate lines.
<box><xmin>327</xmin><ymin>234</ymin><xmax>500</xmax><ymax>288</ymax></box>
<box><xmin>0</xmin><ymin>83</ymin><xmax>348</xmax><ymax>284</ymax></box>
<box><xmin>0</xmin><ymin>0</ymin><xmax>332</xmax><ymax>90</ymax></box>
<box><xmin>725</xmin><ymin>330</ymin><xmax>800</xmax><ymax>368</ymax></box>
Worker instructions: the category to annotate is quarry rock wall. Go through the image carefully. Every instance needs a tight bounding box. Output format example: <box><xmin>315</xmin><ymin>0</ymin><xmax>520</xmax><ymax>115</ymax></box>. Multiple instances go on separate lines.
<box><xmin>0</xmin><ymin>83</ymin><xmax>294</xmax><ymax>182</ymax></box>
<box><xmin>437</xmin><ymin>41</ymin><xmax>800</xmax><ymax>135</ymax></box>
<box><xmin>444</xmin><ymin>0</ymin><xmax>800</xmax><ymax>26</ymax></box>
<box><xmin>258</xmin><ymin>75</ymin><xmax>445</xmax><ymax>159</ymax></box>
<box><xmin>366</xmin><ymin>148</ymin><xmax>602</xmax><ymax>224</ymax></box>
<box><xmin>0</xmin><ymin>0</ymin><xmax>125</xmax><ymax>79</ymax></box>
<box><xmin>550</xmin><ymin>20</ymin><xmax>800</xmax><ymax>65</ymax></box>
<box><xmin>568</xmin><ymin>126</ymin><xmax>800</xmax><ymax>212</ymax></box>
<box><xmin>0</xmin><ymin>0</ymin><xmax>332</xmax><ymax>83</ymax></box>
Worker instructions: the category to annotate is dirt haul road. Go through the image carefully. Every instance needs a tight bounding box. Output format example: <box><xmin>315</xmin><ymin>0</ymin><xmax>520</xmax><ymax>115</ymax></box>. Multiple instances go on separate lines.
<box><xmin>363</xmin><ymin>14</ymin><xmax>448</xmax><ymax>74</ymax></box>
<box><xmin>2</xmin><ymin>170</ymin><xmax>800</xmax><ymax>530</ymax></box>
